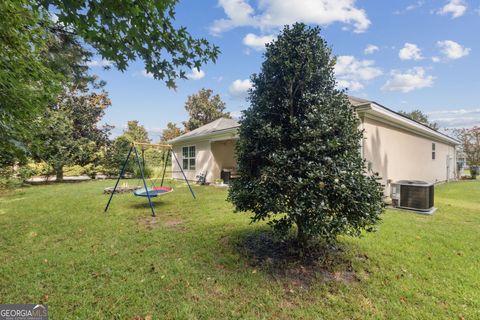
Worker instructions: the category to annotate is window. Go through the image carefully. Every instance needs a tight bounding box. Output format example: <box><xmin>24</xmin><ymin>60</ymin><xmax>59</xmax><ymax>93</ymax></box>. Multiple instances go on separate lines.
<box><xmin>432</xmin><ymin>143</ymin><xmax>436</xmax><ymax>160</ymax></box>
<box><xmin>182</xmin><ymin>146</ymin><xmax>196</xmax><ymax>170</ymax></box>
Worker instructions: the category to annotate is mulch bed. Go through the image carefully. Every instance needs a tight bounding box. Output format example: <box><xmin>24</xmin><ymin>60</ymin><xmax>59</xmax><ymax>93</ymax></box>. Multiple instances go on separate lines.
<box><xmin>235</xmin><ymin>231</ymin><xmax>362</xmax><ymax>288</ymax></box>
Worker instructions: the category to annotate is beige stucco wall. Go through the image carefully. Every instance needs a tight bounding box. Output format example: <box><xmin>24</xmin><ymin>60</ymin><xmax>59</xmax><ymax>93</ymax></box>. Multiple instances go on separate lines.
<box><xmin>172</xmin><ymin>117</ymin><xmax>456</xmax><ymax>190</ymax></box>
<box><xmin>362</xmin><ymin>116</ymin><xmax>456</xmax><ymax>194</ymax></box>
<box><xmin>210</xmin><ymin>140</ymin><xmax>237</xmax><ymax>180</ymax></box>
<box><xmin>172</xmin><ymin>140</ymin><xmax>215</xmax><ymax>182</ymax></box>
<box><xmin>172</xmin><ymin>139</ymin><xmax>237</xmax><ymax>183</ymax></box>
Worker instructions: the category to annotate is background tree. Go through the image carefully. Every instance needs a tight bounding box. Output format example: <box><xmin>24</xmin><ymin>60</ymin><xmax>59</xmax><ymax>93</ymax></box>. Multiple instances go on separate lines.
<box><xmin>161</xmin><ymin>122</ymin><xmax>183</xmax><ymax>142</ymax></box>
<box><xmin>124</xmin><ymin>121</ymin><xmax>151</xmax><ymax>143</ymax></box>
<box><xmin>38</xmin><ymin>0</ymin><xmax>220</xmax><ymax>89</ymax></box>
<box><xmin>451</xmin><ymin>126</ymin><xmax>480</xmax><ymax>178</ymax></box>
<box><xmin>28</xmin><ymin>28</ymin><xmax>112</xmax><ymax>181</ymax></box>
<box><xmin>0</xmin><ymin>1</ymin><xmax>64</xmax><ymax>167</ymax></box>
<box><xmin>398</xmin><ymin>109</ymin><xmax>439</xmax><ymax>131</ymax></box>
<box><xmin>103</xmin><ymin>135</ymin><xmax>135</xmax><ymax>177</ymax></box>
<box><xmin>30</xmin><ymin>107</ymin><xmax>79</xmax><ymax>181</ymax></box>
<box><xmin>30</xmin><ymin>85</ymin><xmax>112</xmax><ymax>181</ymax></box>
<box><xmin>183</xmin><ymin>88</ymin><xmax>230</xmax><ymax>131</ymax></box>
<box><xmin>1</xmin><ymin>0</ymin><xmax>220</xmax><ymax>174</ymax></box>
<box><xmin>228</xmin><ymin>24</ymin><xmax>384</xmax><ymax>248</ymax></box>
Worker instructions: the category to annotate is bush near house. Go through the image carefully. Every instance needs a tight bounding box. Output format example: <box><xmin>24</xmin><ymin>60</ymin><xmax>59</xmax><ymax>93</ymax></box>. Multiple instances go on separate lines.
<box><xmin>470</xmin><ymin>166</ymin><xmax>479</xmax><ymax>179</ymax></box>
<box><xmin>229</xmin><ymin>23</ymin><xmax>384</xmax><ymax>248</ymax></box>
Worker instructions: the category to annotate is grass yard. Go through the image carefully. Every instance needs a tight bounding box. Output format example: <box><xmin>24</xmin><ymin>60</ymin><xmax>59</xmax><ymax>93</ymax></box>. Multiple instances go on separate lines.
<box><xmin>0</xmin><ymin>179</ymin><xmax>479</xmax><ymax>319</ymax></box>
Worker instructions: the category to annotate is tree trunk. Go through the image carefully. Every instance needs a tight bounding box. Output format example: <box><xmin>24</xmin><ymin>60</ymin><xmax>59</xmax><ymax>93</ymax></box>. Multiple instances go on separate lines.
<box><xmin>296</xmin><ymin>220</ymin><xmax>308</xmax><ymax>249</ymax></box>
<box><xmin>55</xmin><ymin>165</ymin><xmax>64</xmax><ymax>182</ymax></box>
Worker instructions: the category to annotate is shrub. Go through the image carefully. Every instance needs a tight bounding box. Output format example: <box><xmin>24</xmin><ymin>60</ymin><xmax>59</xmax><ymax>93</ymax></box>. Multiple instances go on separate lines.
<box><xmin>471</xmin><ymin>166</ymin><xmax>479</xmax><ymax>179</ymax></box>
<box><xmin>134</xmin><ymin>165</ymin><xmax>154</xmax><ymax>179</ymax></box>
<box><xmin>0</xmin><ymin>167</ymin><xmax>23</xmax><ymax>190</ymax></box>
<box><xmin>228</xmin><ymin>24</ymin><xmax>384</xmax><ymax>248</ymax></box>
<box><xmin>17</xmin><ymin>166</ymin><xmax>35</xmax><ymax>180</ymax></box>
<box><xmin>26</xmin><ymin>162</ymin><xmax>54</xmax><ymax>177</ymax></box>
<box><xmin>64</xmin><ymin>165</ymin><xmax>86</xmax><ymax>176</ymax></box>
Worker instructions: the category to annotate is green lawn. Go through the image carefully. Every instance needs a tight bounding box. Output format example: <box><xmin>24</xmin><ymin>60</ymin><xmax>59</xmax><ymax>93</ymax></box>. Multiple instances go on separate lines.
<box><xmin>0</xmin><ymin>179</ymin><xmax>479</xmax><ymax>319</ymax></box>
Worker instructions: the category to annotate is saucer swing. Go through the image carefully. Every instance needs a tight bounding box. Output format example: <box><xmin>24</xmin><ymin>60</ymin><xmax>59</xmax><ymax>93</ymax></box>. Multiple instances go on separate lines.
<box><xmin>104</xmin><ymin>142</ymin><xmax>196</xmax><ymax>217</ymax></box>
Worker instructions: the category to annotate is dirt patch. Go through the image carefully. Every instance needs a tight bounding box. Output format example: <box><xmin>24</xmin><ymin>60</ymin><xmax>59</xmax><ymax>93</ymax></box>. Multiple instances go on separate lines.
<box><xmin>235</xmin><ymin>231</ymin><xmax>362</xmax><ymax>288</ymax></box>
<box><xmin>163</xmin><ymin>218</ymin><xmax>184</xmax><ymax>228</ymax></box>
<box><xmin>137</xmin><ymin>216</ymin><xmax>160</xmax><ymax>230</ymax></box>
<box><xmin>136</xmin><ymin>216</ymin><xmax>185</xmax><ymax>230</ymax></box>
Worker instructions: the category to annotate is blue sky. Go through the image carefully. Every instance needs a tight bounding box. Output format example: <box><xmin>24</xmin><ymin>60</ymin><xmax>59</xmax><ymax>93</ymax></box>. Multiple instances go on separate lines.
<box><xmin>88</xmin><ymin>0</ymin><xmax>480</xmax><ymax>140</ymax></box>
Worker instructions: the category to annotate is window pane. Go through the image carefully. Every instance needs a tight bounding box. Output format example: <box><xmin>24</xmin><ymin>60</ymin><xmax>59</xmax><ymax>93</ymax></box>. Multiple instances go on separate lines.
<box><xmin>189</xmin><ymin>146</ymin><xmax>195</xmax><ymax>157</ymax></box>
<box><xmin>432</xmin><ymin>152</ymin><xmax>436</xmax><ymax>160</ymax></box>
<box><xmin>183</xmin><ymin>159</ymin><xmax>188</xmax><ymax>169</ymax></box>
<box><xmin>189</xmin><ymin>159</ymin><xmax>196</xmax><ymax>170</ymax></box>
<box><xmin>432</xmin><ymin>143</ymin><xmax>435</xmax><ymax>151</ymax></box>
<box><xmin>183</xmin><ymin>147</ymin><xmax>188</xmax><ymax>157</ymax></box>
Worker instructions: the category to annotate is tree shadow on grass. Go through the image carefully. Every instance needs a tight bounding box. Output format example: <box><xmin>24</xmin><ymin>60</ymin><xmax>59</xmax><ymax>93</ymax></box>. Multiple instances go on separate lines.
<box><xmin>230</xmin><ymin>228</ymin><xmax>365</xmax><ymax>289</ymax></box>
<box><xmin>129</xmin><ymin>200</ymin><xmax>167</xmax><ymax>210</ymax></box>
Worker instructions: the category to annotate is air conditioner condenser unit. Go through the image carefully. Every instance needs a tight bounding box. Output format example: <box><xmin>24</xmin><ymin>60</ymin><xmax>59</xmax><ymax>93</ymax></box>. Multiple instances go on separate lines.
<box><xmin>390</xmin><ymin>180</ymin><xmax>436</xmax><ymax>214</ymax></box>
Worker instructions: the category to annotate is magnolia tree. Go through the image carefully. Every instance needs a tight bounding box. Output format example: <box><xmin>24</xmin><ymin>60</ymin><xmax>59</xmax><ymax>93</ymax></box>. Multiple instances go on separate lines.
<box><xmin>228</xmin><ymin>24</ymin><xmax>384</xmax><ymax>247</ymax></box>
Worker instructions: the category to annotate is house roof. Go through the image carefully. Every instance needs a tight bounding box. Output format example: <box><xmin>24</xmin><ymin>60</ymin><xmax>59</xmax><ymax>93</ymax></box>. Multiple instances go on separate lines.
<box><xmin>349</xmin><ymin>96</ymin><xmax>459</xmax><ymax>145</ymax></box>
<box><xmin>168</xmin><ymin>117</ymin><xmax>239</xmax><ymax>144</ymax></box>
<box><xmin>348</xmin><ymin>96</ymin><xmax>371</xmax><ymax>106</ymax></box>
<box><xmin>169</xmin><ymin>96</ymin><xmax>458</xmax><ymax>145</ymax></box>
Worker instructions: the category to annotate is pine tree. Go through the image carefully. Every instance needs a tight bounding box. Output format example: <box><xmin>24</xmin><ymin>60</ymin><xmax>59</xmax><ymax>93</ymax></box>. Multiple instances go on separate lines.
<box><xmin>228</xmin><ymin>24</ymin><xmax>384</xmax><ymax>247</ymax></box>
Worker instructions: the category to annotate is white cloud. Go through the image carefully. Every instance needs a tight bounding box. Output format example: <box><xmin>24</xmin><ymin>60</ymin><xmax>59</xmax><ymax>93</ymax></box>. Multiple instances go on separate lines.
<box><xmin>399</xmin><ymin>43</ymin><xmax>423</xmax><ymax>60</ymax></box>
<box><xmin>210</xmin><ymin>0</ymin><xmax>371</xmax><ymax>35</ymax></box>
<box><xmin>437</xmin><ymin>0</ymin><xmax>467</xmax><ymax>18</ymax></box>
<box><xmin>210</xmin><ymin>0</ymin><xmax>257</xmax><ymax>34</ymax></box>
<box><xmin>141</xmin><ymin>70</ymin><xmax>154</xmax><ymax>79</ymax></box>
<box><xmin>364</xmin><ymin>44</ymin><xmax>379</xmax><ymax>55</ymax></box>
<box><xmin>437</xmin><ymin>40</ymin><xmax>471</xmax><ymax>60</ymax></box>
<box><xmin>428</xmin><ymin>108</ymin><xmax>480</xmax><ymax>128</ymax></box>
<box><xmin>86</xmin><ymin>59</ymin><xmax>112</xmax><ymax>67</ymax></box>
<box><xmin>382</xmin><ymin>67</ymin><xmax>434</xmax><ymax>93</ymax></box>
<box><xmin>432</xmin><ymin>56</ymin><xmax>441</xmax><ymax>63</ymax></box>
<box><xmin>230</xmin><ymin>110</ymin><xmax>244</xmax><ymax>119</ymax></box>
<box><xmin>243</xmin><ymin>33</ymin><xmax>275</xmax><ymax>50</ymax></box>
<box><xmin>229</xmin><ymin>79</ymin><xmax>252</xmax><ymax>99</ymax></box>
<box><xmin>186</xmin><ymin>68</ymin><xmax>205</xmax><ymax>80</ymax></box>
<box><xmin>394</xmin><ymin>1</ymin><xmax>425</xmax><ymax>14</ymax></box>
<box><xmin>334</xmin><ymin>55</ymin><xmax>382</xmax><ymax>91</ymax></box>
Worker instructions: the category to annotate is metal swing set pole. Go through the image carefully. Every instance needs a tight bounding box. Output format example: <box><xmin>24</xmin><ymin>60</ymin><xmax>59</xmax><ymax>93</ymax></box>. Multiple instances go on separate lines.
<box><xmin>160</xmin><ymin>148</ymin><xmax>169</xmax><ymax>187</ymax></box>
<box><xmin>104</xmin><ymin>142</ymin><xmax>195</xmax><ymax>216</ymax></box>
<box><xmin>132</xmin><ymin>145</ymin><xmax>156</xmax><ymax>217</ymax></box>
<box><xmin>104</xmin><ymin>144</ymin><xmax>133</xmax><ymax>213</ymax></box>
<box><xmin>104</xmin><ymin>143</ymin><xmax>156</xmax><ymax>217</ymax></box>
<box><xmin>171</xmin><ymin>148</ymin><xmax>196</xmax><ymax>200</ymax></box>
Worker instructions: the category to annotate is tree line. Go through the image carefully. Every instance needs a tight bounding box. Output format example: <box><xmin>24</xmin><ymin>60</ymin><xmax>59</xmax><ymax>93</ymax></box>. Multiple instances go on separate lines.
<box><xmin>0</xmin><ymin>0</ymin><xmax>219</xmax><ymax>187</ymax></box>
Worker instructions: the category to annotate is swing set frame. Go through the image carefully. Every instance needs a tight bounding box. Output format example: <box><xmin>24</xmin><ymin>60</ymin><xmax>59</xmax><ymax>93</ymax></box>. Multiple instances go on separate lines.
<box><xmin>104</xmin><ymin>142</ymin><xmax>196</xmax><ymax>217</ymax></box>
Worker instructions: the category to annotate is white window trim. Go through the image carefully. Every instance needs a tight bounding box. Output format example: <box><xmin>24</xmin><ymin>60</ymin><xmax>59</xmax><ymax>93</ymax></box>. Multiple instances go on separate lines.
<box><xmin>182</xmin><ymin>145</ymin><xmax>196</xmax><ymax>171</ymax></box>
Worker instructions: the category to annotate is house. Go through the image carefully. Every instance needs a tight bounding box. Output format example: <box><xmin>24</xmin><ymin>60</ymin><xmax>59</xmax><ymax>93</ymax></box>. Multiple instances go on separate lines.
<box><xmin>169</xmin><ymin>96</ymin><xmax>458</xmax><ymax>195</ymax></box>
